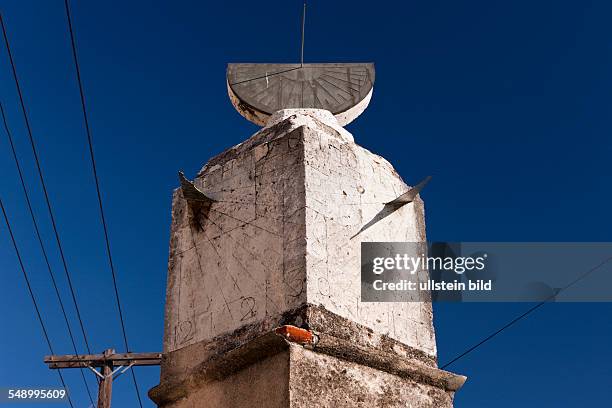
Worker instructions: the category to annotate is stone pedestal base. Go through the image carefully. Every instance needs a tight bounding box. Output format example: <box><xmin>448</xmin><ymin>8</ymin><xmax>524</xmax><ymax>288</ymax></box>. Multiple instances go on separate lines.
<box><xmin>149</xmin><ymin>306</ymin><xmax>465</xmax><ymax>408</ymax></box>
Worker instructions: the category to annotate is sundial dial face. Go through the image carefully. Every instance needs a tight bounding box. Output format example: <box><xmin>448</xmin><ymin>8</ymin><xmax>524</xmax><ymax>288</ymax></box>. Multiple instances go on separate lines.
<box><xmin>227</xmin><ymin>63</ymin><xmax>375</xmax><ymax>126</ymax></box>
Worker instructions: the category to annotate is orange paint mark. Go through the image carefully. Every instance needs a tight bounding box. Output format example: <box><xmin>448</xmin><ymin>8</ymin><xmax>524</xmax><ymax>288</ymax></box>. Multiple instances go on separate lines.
<box><xmin>275</xmin><ymin>325</ymin><xmax>314</xmax><ymax>345</ymax></box>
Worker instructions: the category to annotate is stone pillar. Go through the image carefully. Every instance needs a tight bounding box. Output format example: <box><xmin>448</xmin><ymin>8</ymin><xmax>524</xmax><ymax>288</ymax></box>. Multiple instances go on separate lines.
<box><xmin>149</xmin><ymin>109</ymin><xmax>465</xmax><ymax>407</ymax></box>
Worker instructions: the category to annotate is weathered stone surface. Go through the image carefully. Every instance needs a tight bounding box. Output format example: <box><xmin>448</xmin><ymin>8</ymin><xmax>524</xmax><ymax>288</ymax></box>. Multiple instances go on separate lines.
<box><xmin>290</xmin><ymin>346</ymin><xmax>456</xmax><ymax>408</ymax></box>
<box><xmin>153</xmin><ymin>109</ymin><xmax>464</xmax><ymax>407</ymax></box>
<box><xmin>163</xmin><ymin>109</ymin><xmax>434</xmax><ymax>360</ymax></box>
<box><xmin>166</xmin><ymin>350</ymin><xmax>290</xmax><ymax>408</ymax></box>
<box><xmin>149</xmin><ymin>323</ymin><xmax>464</xmax><ymax>408</ymax></box>
<box><xmin>164</xmin><ymin>121</ymin><xmax>308</xmax><ymax>356</ymax></box>
<box><xmin>156</xmin><ymin>305</ymin><xmax>437</xmax><ymax>388</ymax></box>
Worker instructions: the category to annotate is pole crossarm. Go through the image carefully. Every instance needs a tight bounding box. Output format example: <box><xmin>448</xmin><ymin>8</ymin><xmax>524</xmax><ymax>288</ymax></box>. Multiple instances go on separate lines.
<box><xmin>44</xmin><ymin>352</ymin><xmax>162</xmax><ymax>369</ymax></box>
<box><xmin>45</xmin><ymin>349</ymin><xmax>160</xmax><ymax>408</ymax></box>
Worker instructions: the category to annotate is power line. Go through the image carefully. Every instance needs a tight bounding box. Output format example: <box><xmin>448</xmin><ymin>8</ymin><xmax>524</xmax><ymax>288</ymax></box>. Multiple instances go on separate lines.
<box><xmin>0</xmin><ymin>102</ymin><xmax>96</xmax><ymax>405</ymax></box>
<box><xmin>440</xmin><ymin>255</ymin><xmax>612</xmax><ymax>370</ymax></box>
<box><xmin>0</xmin><ymin>11</ymin><xmax>93</xmax><ymax>358</ymax></box>
<box><xmin>0</xmin><ymin>198</ymin><xmax>75</xmax><ymax>408</ymax></box>
<box><xmin>62</xmin><ymin>1</ymin><xmax>143</xmax><ymax>406</ymax></box>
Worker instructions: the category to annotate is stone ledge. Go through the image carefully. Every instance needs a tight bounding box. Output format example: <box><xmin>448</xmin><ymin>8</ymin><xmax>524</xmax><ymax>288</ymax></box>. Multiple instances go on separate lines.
<box><xmin>303</xmin><ymin>305</ymin><xmax>437</xmax><ymax>368</ymax></box>
<box><xmin>150</xmin><ymin>331</ymin><xmax>286</xmax><ymax>406</ymax></box>
<box><xmin>159</xmin><ymin>305</ymin><xmax>437</xmax><ymax>384</ymax></box>
<box><xmin>150</xmin><ymin>306</ymin><xmax>465</xmax><ymax>406</ymax></box>
<box><xmin>311</xmin><ymin>331</ymin><xmax>466</xmax><ymax>393</ymax></box>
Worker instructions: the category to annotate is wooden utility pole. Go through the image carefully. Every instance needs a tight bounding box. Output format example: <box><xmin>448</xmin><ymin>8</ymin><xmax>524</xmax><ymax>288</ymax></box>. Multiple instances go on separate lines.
<box><xmin>97</xmin><ymin>349</ymin><xmax>113</xmax><ymax>408</ymax></box>
<box><xmin>44</xmin><ymin>349</ymin><xmax>162</xmax><ymax>408</ymax></box>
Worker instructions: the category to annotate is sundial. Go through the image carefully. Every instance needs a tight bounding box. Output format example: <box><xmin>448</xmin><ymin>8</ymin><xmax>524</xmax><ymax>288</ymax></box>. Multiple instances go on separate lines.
<box><xmin>227</xmin><ymin>3</ymin><xmax>375</xmax><ymax>127</ymax></box>
<box><xmin>154</xmin><ymin>6</ymin><xmax>459</xmax><ymax>408</ymax></box>
<box><xmin>163</xmin><ymin>4</ymin><xmax>434</xmax><ymax>359</ymax></box>
<box><xmin>227</xmin><ymin>63</ymin><xmax>375</xmax><ymax>126</ymax></box>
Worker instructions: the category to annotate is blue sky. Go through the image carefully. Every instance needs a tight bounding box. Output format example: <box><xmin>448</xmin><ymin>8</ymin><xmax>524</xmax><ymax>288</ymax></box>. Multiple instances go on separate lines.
<box><xmin>0</xmin><ymin>0</ymin><xmax>611</xmax><ymax>406</ymax></box>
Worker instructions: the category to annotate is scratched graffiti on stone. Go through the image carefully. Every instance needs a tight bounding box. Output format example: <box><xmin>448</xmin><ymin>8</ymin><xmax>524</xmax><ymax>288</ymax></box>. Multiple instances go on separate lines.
<box><xmin>163</xmin><ymin>109</ymin><xmax>435</xmax><ymax>357</ymax></box>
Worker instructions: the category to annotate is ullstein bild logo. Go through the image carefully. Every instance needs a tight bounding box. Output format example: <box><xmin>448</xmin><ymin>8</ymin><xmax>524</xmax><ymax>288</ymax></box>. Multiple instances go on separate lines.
<box><xmin>361</xmin><ymin>242</ymin><xmax>612</xmax><ymax>302</ymax></box>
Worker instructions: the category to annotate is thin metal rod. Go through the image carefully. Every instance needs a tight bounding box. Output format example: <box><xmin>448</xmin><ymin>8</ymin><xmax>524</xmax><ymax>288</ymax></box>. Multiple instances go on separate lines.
<box><xmin>113</xmin><ymin>363</ymin><xmax>135</xmax><ymax>380</ymax></box>
<box><xmin>87</xmin><ymin>365</ymin><xmax>105</xmax><ymax>380</ymax></box>
<box><xmin>230</xmin><ymin>67</ymin><xmax>300</xmax><ymax>86</ymax></box>
<box><xmin>300</xmin><ymin>3</ymin><xmax>306</xmax><ymax>67</ymax></box>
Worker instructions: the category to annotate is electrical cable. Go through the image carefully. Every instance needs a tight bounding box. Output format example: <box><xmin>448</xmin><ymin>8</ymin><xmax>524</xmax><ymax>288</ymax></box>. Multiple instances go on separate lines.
<box><xmin>440</xmin><ymin>256</ymin><xmax>612</xmax><ymax>369</ymax></box>
<box><xmin>0</xmin><ymin>12</ymin><xmax>93</xmax><ymax>358</ymax></box>
<box><xmin>0</xmin><ymin>198</ymin><xmax>76</xmax><ymax>408</ymax></box>
<box><xmin>0</xmin><ymin>102</ymin><xmax>95</xmax><ymax>405</ymax></box>
<box><xmin>62</xmin><ymin>2</ymin><xmax>143</xmax><ymax>405</ymax></box>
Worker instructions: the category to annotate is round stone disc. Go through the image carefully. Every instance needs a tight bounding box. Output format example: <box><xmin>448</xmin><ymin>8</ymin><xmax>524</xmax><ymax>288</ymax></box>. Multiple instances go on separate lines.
<box><xmin>227</xmin><ymin>63</ymin><xmax>375</xmax><ymax>126</ymax></box>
